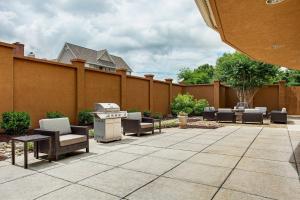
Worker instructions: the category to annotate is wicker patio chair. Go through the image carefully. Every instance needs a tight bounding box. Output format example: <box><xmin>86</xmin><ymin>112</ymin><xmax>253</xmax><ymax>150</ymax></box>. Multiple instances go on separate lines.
<box><xmin>255</xmin><ymin>107</ymin><xmax>268</xmax><ymax>118</ymax></box>
<box><xmin>242</xmin><ymin>109</ymin><xmax>263</xmax><ymax>124</ymax></box>
<box><xmin>270</xmin><ymin>110</ymin><xmax>287</xmax><ymax>124</ymax></box>
<box><xmin>122</xmin><ymin>112</ymin><xmax>159</xmax><ymax>136</ymax></box>
<box><xmin>203</xmin><ymin>107</ymin><xmax>216</xmax><ymax>121</ymax></box>
<box><xmin>216</xmin><ymin>108</ymin><xmax>236</xmax><ymax>123</ymax></box>
<box><xmin>33</xmin><ymin>117</ymin><xmax>89</xmax><ymax>161</ymax></box>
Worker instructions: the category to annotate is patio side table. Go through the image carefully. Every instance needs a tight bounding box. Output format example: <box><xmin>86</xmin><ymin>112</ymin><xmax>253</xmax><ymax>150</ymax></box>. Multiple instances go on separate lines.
<box><xmin>11</xmin><ymin>134</ymin><xmax>51</xmax><ymax>169</ymax></box>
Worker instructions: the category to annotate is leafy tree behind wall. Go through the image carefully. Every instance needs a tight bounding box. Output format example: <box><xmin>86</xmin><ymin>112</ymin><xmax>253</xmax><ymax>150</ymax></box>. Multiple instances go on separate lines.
<box><xmin>178</xmin><ymin>64</ymin><xmax>214</xmax><ymax>84</ymax></box>
<box><xmin>215</xmin><ymin>52</ymin><xmax>280</xmax><ymax>103</ymax></box>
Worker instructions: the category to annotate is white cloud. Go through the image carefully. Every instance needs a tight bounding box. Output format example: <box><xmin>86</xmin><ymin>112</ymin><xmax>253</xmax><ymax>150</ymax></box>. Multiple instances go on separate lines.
<box><xmin>0</xmin><ymin>0</ymin><xmax>234</xmax><ymax>81</ymax></box>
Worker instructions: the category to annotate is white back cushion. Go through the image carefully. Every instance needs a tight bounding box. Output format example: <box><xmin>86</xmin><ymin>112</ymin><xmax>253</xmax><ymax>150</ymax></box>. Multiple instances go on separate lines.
<box><xmin>244</xmin><ymin>109</ymin><xmax>260</xmax><ymax>113</ymax></box>
<box><xmin>204</xmin><ymin>107</ymin><xmax>215</xmax><ymax>112</ymax></box>
<box><xmin>39</xmin><ymin>117</ymin><xmax>71</xmax><ymax>135</ymax></box>
<box><xmin>127</xmin><ymin>112</ymin><xmax>142</xmax><ymax>120</ymax></box>
<box><xmin>218</xmin><ymin>108</ymin><xmax>232</xmax><ymax>113</ymax></box>
<box><xmin>255</xmin><ymin>107</ymin><xmax>267</xmax><ymax>114</ymax></box>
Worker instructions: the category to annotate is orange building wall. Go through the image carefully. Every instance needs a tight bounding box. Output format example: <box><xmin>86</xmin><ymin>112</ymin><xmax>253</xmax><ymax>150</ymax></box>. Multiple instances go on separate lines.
<box><xmin>153</xmin><ymin>81</ymin><xmax>169</xmax><ymax>115</ymax></box>
<box><xmin>126</xmin><ymin>76</ymin><xmax>150</xmax><ymax>111</ymax></box>
<box><xmin>225</xmin><ymin>87</ymin><xmax>239</xmax><ymax>108</ymax></box>
<box><xmin>85</xmin><ymin>69</ymin><xmax>121</xmax><ymax>109</ymax></box>
<box><xmin>13</xmin><ymin>57</ymin><xmax>77</xmax><ymax>127</ymax></box>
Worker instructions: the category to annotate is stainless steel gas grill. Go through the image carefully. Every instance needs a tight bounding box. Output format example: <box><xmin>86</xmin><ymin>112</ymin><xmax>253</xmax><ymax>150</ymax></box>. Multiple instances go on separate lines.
<box><xmin>92</xmin><ymin>103</ymin><xmax>127</xmax><ymax>143</ymax></box>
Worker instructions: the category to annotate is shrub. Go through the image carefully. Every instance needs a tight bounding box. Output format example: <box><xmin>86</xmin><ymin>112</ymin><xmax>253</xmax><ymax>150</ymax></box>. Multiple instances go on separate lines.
<box><xmin>127</xmin><ymin>108</ymin><xmax>139</xmax><ymax>113</ymax></box>
<box><xmin>78</xmin><ymin>109</ymin><xmax>93</xmax><ymax>125</ymax></box>
<box><xmin>1</xmin><ymin>112</ymin><xmax>30</xmax><ymax>135</ymax></box>
<box><xmin>143</xmin><ymin>110</ymin><xmax>151</xmax><ymax>117</ymax></box>
<box><xmin>171</xmin><ymin>94</ymin><xmax>195</xmax><ymax>115</ymax></box>
<box><xmin>194</xmin><ymin>99</ymin><xmax>209</xmax><ymax>116</ymax></box>
<box><xmin>89</xmin><ymin>129</ymin><xmax>95</xmax><ymax>138</ymax></box>
<box><xmin>178</xmin><ymin>111</ymin><xmax>188</xmax><ymax>116</ymax></box>
<box><xmin>46</xmin><ymin>111</ymin><xmax>64</xmax><ymax>119</ymax></box>
<box><xmin>152</xmin><ymin>112</ymin><xmax>163</xmax><ymax>119</ymax></box>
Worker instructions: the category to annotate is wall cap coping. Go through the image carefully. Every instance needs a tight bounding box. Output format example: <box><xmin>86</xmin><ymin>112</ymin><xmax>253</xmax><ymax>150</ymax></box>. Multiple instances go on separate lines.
<box><xmin>70</xmin><ymin>58</ymin><xmax>86</xmax><ymax>63</ymax></box>
<box><xmin>116</xmin><ymin>68</ymin><xmax>127</xmax><ymax>72</ymax></box>
<box><xmin>0</xmin><ymin>41</ymin><xmax>15</xmax><ymax>49</ymax></box>
<box><xmin>165</xmin><ymin>78</ymin><xmax>173</xmax><ymax>82</ymax></box>
<box><xmin>144</xmin><ymin>74</ymin><xmax>154</xmax><ymax>79</ymax></box>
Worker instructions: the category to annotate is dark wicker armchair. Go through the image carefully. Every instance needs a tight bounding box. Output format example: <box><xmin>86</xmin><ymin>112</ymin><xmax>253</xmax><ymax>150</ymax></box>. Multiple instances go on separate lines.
<box><xmin>270</xmin><ymin>110</ymin><xmax>287</xmax><ymax>124</ymax></box>
<box><xmin>122</xmin><ymin>112</ymin><xmax>160</xmax><ymax>136</ymax></box>
<box><xmin>216</xmin><ymin>108</ymin><xmax>236</xmax><ymax>123</ymax></box>
<box><xmin>203</xmin><ymin>107</ymin><xmax>216</xmax><ymax>121</ymax></box>
<box><xmin>33</xmin><ymin>118</ymin><xmax>89</xmax><ymax>161</ymax></box>
<box><xmin>242</xmin><ymin>109</ymin><xmax>263</xmax><ymax>124</ymax></box>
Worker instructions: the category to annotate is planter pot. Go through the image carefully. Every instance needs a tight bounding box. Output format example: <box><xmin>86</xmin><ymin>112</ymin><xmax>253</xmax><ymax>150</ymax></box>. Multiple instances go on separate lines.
<box><xmin>178</xmin><ymin>115</ymin><xmax>188</xmax><ymax>129</ymax></box>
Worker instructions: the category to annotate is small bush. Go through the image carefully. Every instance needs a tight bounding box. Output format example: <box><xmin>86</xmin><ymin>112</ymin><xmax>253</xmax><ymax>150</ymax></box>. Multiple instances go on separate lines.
<box><xmin>152</xmin><ymin>112</ymin><xmax>163</xmax><ymax>119</ymax></box>
<box><xmin>194</xmin><ymin>99</ymin><xmax>209</xmax><ymax>116</ymax></box>
<box><xmin>89</xmin><ymin>129</ymin><xmax>95</xmax><ymax>138</ymax></box>
<box><xmin>178</xmin><ymin>111</ymin><xmax>188</xmax><ymax>116</ymax></box>
<box><xmin>78</xmin><ymin>109</ymin><xmax>93</xmax><ymax>125</ymax></box>
<box><xmin>127</xmin><ymin>108</ymin><xmax>139</xmax><ymax>113</ymax></box>
<box><xmin>1</xmin><ymin>112</ymin><xmax>30</xmax><ymax>135</ymax></box>
<box><xmin>46</xmin><ymin>111</ymin><xmax>64</xmax><ymax>119</ymax></box>
<box><xmin>143</xmin><ymin>110</ymin><xmax>151</xmax><ymax>117</ymax></box>
<box><xmin>171</xmin><ymin>94</ymin><xmax>195</xmax><ymax>115</ymax></box>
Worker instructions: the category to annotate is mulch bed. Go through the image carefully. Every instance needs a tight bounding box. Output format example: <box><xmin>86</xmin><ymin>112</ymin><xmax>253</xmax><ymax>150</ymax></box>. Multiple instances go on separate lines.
<box><xmin>187</xmin><ymin>121</ymin><xmax>223</xmax><ymax>129</ymax></box>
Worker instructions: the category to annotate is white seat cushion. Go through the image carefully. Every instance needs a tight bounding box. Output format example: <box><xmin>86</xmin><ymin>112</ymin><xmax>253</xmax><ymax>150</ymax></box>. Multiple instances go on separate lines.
<box><xmin>39</xmin><ymin>117</ymin><xmax>71</xmax><ymax>135</ymax></box>
<box><xmin>140</xmin><ymin>122</ymin><xmax>153</xmax><ymax>129</ymax></box>
<box><xmin>59</xmin><ymin>134</ymin><xmax>87</xmax><ymax>146</ymax></box>
<box><xmin>127</xmin><ymin>112</ymin><xmax>142</xmax><ymax>121</ymax></box>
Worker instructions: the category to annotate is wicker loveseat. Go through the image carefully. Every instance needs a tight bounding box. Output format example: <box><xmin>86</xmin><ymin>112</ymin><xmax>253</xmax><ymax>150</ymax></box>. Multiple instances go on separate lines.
<box><xmin>122</xmin><ymin>112</ymin><xmax>156</xmax><ymax>137</ymax></box>
<box><xmin>33</xmin><ymin>118</ymin><xmax>89</xmax><ymax>160</ymax></box>
<box><xmin>242</xmin><ymin>109</ymin><xmax>263</xmax><ymax>124</ymax></box>
<box><xmin>216</xmin><ymin>108</ymin><xmax>236</xmax><ymax>123</ymax></box>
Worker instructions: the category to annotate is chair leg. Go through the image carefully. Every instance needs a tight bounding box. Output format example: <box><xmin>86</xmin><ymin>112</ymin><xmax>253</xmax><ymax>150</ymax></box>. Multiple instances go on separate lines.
<box><xmin>86</xmin><ymin>147</ymin><xmax>89</xmax><ymax>153</ymax></box>
<box><xmin>152</xmin><ymin>129</ymin><xmax>154</xmax><ymax>134</ymax></box>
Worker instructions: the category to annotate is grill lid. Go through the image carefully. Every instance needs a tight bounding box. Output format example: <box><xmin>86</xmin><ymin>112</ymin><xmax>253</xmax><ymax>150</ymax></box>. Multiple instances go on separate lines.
<box><xmin>94</xmin><ymin>103</ymin><xmax>120</xmax><ymax>113</ymax></box>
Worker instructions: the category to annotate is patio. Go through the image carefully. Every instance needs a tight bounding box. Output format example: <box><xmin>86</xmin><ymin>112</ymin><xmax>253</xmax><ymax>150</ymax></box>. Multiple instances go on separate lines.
<box><xmin>0</xmin><ymin>122</ymin><xmax>299</xmax><ymax>200</ymax></box>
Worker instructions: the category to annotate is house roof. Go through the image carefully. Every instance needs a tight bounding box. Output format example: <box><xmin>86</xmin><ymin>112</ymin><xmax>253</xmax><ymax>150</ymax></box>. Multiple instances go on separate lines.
<box><xmin>61</xmin><ymin>42</ymin><xmax>132</xmax><ymax>72</ymax></box>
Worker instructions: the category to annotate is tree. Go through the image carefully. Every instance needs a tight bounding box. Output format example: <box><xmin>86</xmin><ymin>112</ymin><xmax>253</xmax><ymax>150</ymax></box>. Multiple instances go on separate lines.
<box><xmin>279</xmin><ymin>69</ymin><xmax>300</xmax><ymax>86</ymax></box>
<box><xmin>178</xmin><ymin>64</ymin><xmax>214</xmax><ymax>84</ymax></box>
<box><xmin>215</xmin><ymin>52</ymin><xmax>280</xmax><ymax>104</ymax></box>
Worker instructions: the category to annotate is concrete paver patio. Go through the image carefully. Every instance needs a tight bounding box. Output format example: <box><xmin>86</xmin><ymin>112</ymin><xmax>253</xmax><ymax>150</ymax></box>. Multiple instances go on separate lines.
<box><xmin>0</xmin><ymin>123</ymin><xmax>299</xmax><ymax>200</ymax></box>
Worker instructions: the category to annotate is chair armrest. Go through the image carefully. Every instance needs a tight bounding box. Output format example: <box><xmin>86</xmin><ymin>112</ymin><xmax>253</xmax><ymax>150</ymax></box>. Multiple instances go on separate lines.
<box><xmin>71</xmin><ymin>125</ymin><xmax>88</xmax><ymax>136</ymax></box>
<box><xmin>33</xmin><ymin>128</ymin><xmax>59</xmax><ymax>137</ymax></box>
<box><xmin>142</xmin><ymin>117</ymin><xmax>154</xmax><ymax>123</ymax></box>
<box><xmin>122</xmin><ymin>119</ymin><xmax>141</xmax><ymax>127</ymax></box>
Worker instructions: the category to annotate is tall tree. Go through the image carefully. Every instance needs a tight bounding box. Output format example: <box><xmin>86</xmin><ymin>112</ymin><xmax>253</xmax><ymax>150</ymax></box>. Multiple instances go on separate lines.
<box><xmin>178</xmin><ymin>64</ymin><xmax>214</xmax><ymax>84</ymax></box>
<box><xmin>215</xmin><ymin>52</ymin><xmax>280</xmax><ymax>104</ymax></box>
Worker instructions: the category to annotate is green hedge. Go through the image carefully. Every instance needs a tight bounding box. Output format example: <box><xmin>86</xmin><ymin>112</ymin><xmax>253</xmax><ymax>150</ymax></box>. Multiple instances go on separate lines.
<box><xmin>46</xmin><ymin>111</ymin><xmax>64</xmax><ymax>119</ymax></box>
<box><xmin>171</xmin><ymin>94</ymin><xmax>209</xmax><ymax>116</ymax></box>
<box><xmin>78</xmin><ymin>109</ymin><xmax>93</xmax><ymax>125</ymax></box>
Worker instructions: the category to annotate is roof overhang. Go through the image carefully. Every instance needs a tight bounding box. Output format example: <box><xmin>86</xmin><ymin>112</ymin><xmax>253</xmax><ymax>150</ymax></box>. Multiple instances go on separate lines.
<box><xmin>195</xmin><ymin>0</ymin><xmax>300</xmax><ymax>70</ymax></box>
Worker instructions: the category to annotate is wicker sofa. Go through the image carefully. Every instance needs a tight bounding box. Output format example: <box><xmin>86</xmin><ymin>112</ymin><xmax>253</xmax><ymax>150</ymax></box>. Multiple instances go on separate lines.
<box><xmin>242</xmin><ymin>109</ymin><xmax>264</xmax><ymax>124</ymax></box>
<box><xmin>216</xmin><ymin>108</ymin><xmax>236</xmax><ymax>123</ymax></box>
<box><xmin>122</xmin><ymin>112</ymin><xmax>158</xmax><ymax>136</ymax></box>
<box><xmin>33</xmin><ymin>118</ymin><xmax>89</xmax><ymax>160</ymax></box>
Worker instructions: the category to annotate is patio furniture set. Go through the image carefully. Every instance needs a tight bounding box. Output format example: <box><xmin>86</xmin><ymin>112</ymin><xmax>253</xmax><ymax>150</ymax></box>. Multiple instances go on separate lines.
<box><xmin>203</xmin><ymin>102</ymin><xmax>287</xmax><ymax>124</ymax></box>
<box><xmin>11</xmin><ymin>108</ymin><xmax>161</xmax><ymax>168</ymax></box>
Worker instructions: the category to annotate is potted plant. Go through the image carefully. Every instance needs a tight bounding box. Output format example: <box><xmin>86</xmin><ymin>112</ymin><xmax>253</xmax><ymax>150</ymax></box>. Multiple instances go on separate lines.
<box><xmin>177</xmin><ymin>111</ymin><xmax>188</xmax><ymax>129</ymax></box>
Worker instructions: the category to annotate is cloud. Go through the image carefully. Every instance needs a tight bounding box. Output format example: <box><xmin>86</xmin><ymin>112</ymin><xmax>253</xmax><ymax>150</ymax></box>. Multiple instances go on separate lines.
<box><xmin>0</xmin><ymin>0</ymin><xmax>234</xmax><ymax>81</ymax></box>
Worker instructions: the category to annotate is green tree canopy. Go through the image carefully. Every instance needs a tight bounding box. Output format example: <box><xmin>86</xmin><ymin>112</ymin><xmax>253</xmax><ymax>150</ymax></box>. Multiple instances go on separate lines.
<box><xmin>178</xmin><ymin>64</ymin><xmax>214</xmax><ymax>84</ymax></box>
<box><xmin>215</xmin><ymin>52</ymin><xmax>280</xmax><ymax>102</ymax></box>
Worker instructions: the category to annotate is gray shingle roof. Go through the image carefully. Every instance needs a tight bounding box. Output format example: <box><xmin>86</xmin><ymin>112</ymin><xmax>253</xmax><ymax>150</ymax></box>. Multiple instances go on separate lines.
<box><xmin>64</xmin><ymin>42</ymin><xmax>132</xmax><ymax>72</ymax></box>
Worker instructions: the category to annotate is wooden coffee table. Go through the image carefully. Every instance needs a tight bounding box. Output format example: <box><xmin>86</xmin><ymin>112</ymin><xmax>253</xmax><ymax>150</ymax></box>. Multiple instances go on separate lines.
<box><xmin>11</xmin><ymin>134</ymin><xmax>51</xmax><ymax>169</ymax></box>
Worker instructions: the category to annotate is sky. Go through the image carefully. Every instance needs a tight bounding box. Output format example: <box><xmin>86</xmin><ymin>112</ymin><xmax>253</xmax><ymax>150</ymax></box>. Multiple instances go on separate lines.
<box><xmin>0</xmin><ymin>0</ymin><xmax>234</xmax><ymax>81</ymax></box>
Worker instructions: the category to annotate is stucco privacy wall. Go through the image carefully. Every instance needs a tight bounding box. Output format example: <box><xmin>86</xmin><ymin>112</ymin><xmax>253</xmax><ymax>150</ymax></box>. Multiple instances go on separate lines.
<box><xmin>0</xmin><ymin>41</ymin><xmax>298</xmax><ymax>128</ymax></box>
